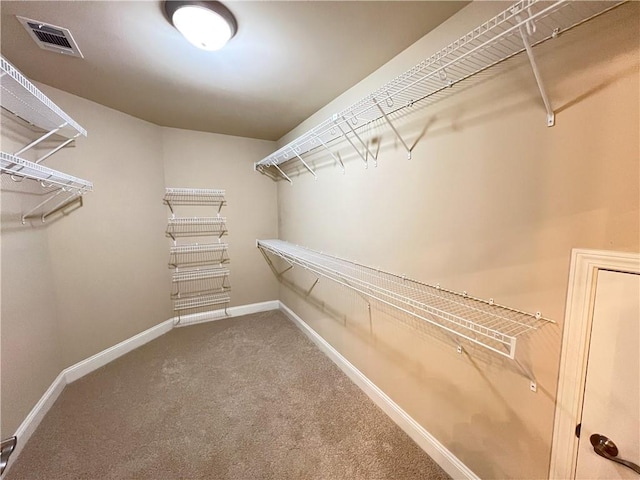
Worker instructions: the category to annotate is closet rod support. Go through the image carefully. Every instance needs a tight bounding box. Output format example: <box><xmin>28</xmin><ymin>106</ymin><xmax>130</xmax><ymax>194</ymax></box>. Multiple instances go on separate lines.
<box><xmin>21</xmin><ymin>188</ymin><xmax>67</xmax><ymax>224</ymax></box>
<box><xmin>36</xmin><ymin>134</ymin><xmax>79</xmax><ymax>165</ymax></box>
<box><xmin>292</xmin><ymin>149</ymin><xmax>317</xmax><ymax>180</ymax></box>
<box><xmin>315</xmin><ymin>135</ymin><xmax>345</xmax><ymax>173</ymax></box>
<box><xmin>373</xmin><ymin>98</ymin><xmax>412</xmax><ymax>159</ymax></box>
<box><xmin>342</xmin><ymin>116</ymin><xmax>378</xmax><ymax>167</ymax></box>
<box><xmin>41</xmin><ymin>192</ymin><xmax>81</xmax><ymax>223</ymax></box>
<box><xmin>273</xmin><ymin>163</ymin><xmax>293</xmax><ymax>184</ymax></box>
<box><xmin>334</xmin><ymin>120</ymin><xmax>368</xmax><ymax>169</ymax></box>
<box><xmin>14</xmin><ymin>123</ymin><xmax>67</xmax><ymax>156</ymax></box>
<box><xmin>517</xmin><ymin>16</ymin><xmax>555</xmax><ymax>127</ymax></box>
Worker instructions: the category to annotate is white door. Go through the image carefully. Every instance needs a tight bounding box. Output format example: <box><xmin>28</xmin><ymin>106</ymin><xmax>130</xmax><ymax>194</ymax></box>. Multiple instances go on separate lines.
<box><xmin>575</xmin><ymin>269</ymin><xmax>640</xmax><ymax>479</ymax></box>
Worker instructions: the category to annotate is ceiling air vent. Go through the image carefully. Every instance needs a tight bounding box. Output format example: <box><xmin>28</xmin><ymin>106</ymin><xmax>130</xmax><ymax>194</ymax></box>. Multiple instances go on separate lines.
<box><xmin>17</xmin><ymin>16</ymin><xmax>83</xmax><ymax>58</ymax></box>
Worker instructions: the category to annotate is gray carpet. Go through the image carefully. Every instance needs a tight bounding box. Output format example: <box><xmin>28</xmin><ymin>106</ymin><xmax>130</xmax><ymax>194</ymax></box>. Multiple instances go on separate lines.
<box><xmin>6</xmin><ymin>310</ymin><xmax>451</xmax><ymax>479</ymax></box>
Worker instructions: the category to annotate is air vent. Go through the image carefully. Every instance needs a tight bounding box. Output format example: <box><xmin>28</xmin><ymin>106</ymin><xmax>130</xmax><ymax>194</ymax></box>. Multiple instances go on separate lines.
<box><xmin>17</xmin><ymin>16</ymin><xmax>83</xmax><ymax>58</ymax></box>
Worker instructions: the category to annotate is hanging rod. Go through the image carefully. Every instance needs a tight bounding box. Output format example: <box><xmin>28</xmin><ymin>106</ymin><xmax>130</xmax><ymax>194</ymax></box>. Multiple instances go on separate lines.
<box><xmin>1</xmin><ymin>56</ymin><xmax>86</xmax><ymax>138</ymax></box>
<box><xmin>258</xmin><ymin>239</ymin><xmax>554</xmax><ymax>359</ymax></box>
<box><xmin>254</xmin><ymin>0</ymin><xmax>625</xmax><ymax>176</ymax></box>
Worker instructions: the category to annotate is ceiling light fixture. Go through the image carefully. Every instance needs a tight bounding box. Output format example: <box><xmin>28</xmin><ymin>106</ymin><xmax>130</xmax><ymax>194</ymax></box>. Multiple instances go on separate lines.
<box><xmin>164</xmin><ymin>1</ymin><xmax>237</xmax><ymax>51</ymax></box>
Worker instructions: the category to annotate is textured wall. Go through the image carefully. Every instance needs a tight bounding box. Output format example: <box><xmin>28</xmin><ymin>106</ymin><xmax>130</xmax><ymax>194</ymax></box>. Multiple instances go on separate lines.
<box><xmin>274</xmin><ymin>2</ymin><xmax>639</xmax><ymax>478</ymax></box>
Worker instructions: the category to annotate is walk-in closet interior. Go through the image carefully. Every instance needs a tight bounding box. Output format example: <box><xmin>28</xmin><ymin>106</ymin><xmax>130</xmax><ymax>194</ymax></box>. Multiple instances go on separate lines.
<box><xmin>1</xmin><ymin>1</ymin><xmax>638</xmax><ymax>479</ymax></box>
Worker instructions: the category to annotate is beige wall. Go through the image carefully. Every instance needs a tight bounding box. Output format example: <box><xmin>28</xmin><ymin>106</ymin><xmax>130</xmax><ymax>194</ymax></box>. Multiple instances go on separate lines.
<box><xmin>161</xmin><ymin>127</ymin><xmax>279</xmax><ymax>308</ymax></box>
<box><xmin>274</xmin><ymin>2</ymin><xmax>639</xmax><ymax>478</ymax></box>
<box><xmin>1</xmin><ymin>112</ymin><xmax>65</xmax><ymax>437</ymax></box>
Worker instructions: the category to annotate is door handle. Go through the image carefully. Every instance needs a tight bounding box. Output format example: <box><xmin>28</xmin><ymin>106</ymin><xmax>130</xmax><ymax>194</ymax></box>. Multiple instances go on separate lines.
<box><xmin>590</xmin><ymin>434</ymin><xmax>640</xmax><ymax>474</ymax></box>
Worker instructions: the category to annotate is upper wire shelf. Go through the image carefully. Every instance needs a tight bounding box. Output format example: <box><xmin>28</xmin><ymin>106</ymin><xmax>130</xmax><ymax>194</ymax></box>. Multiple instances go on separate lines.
<box><xmin>163</xmin><ymin>188</ymin><xmax>226</xmax><ymax>213</ymax></box>
<box><xmin>166</xmin><ymin>217</ymin><xmax>228</xmax><ymax>239</ymax></box>
<box><xmin>258</xmin><ymin>239</ymin><xmax>553</xmax><ymax>359</ymax></box>
<box><xmin>1</xmin><ymin>56</ymin><xmax>86</xmax><ymax>139</ymax></box>
<box><xmin>254</xmin><ymin>0</ymin><xmax>624</xmax><ymax>176</ymax></box>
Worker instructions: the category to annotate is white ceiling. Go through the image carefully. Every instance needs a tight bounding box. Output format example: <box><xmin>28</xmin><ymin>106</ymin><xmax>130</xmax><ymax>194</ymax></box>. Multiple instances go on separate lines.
<box><xmin>1</xmin><ymin>1</ymin><xmax>468</xmax><ymax>141</ymax></box>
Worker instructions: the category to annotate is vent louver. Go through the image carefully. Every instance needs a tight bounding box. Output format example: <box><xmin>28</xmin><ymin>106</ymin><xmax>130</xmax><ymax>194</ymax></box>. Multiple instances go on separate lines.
<box><xmin>17</xmin><ymin>16</ymin><xmax>83</xmax><ymax>58</ymax></box>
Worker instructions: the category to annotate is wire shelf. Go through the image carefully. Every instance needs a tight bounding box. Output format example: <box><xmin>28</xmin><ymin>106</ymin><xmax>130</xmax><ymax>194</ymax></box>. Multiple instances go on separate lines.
<box><xmin>169</xmin><ymin>243</ymin><xmax>229</xmax><ymax>268</ymax></box>
<box><xmin>1</xmin><ymin>151</ymin><xmax>93</xmax><ymax>193</ymax></box>
<box><xmin>166</xmin><ymin>217</ymin><xmax>227</xmax><ymax>239</ymax></box>
<box><xmin>1</xmin><ymin>56</ymin><xmax>86</xmax><ymax>138</ymax></box>
<box><xmin>171</xmin><ymin>267</ymin><xmax>230</xmax><ymax>299</ymax></box>
<box><xmin>163</xmin><ymin>188</ymin><xmax>226</xmax><ymax>212</ymax></box>
<box><xmin>173</xmin><ymin>292</ymin><xmax>231</xmax><ymax>312</ymax></box>
<box><xmin>254</xmin><ymin>0</ymin><xmax>624</xmax><ymax>173</ymax></box>
<box><xmin>258</xmin><ymin>239</ymin><xmax>553</xmax><ymax>359</ymax></box>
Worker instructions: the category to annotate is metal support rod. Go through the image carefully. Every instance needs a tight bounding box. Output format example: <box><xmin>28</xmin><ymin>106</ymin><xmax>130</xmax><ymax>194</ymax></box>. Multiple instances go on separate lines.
<box><xmin>21</xmin><ymin>188</ymin><xmax>67</xmax><ymax>224</ymax></box>
<box><xmin>342</xmin><ymin>116</ymin><xmax>378</xmax><ymax>167</ymax></box>
<box><xmin>334</xmin><ymin>120</ymin><xmax>368</xmax><ymax>168</ymax></box>
<box><xmin>36</xmin><ymin>135</ymin><xmax>78</xmax><ymax>164</ymax></box>
<box><xmin>41</xmin><ymin>192</ymin><xmax>81</xmax><ymax>223</ymax></box>
<box><xmin>307</xmin><ymin>277</ymin><xmax>320</xmax><ymax>295</ymax></box>
<box><xmin>517</xmin><ymin>16</ymin><xmax>555</xmax><ymax>127</ymax></box>
<box><xmin>315</xmin><ymin>135</ymin><xmax>345</xmax><ymax>173</ymax></box>
<box><xmin>273</xmin><ymin>163</ymin><xmax>293</xmax><ymax>184</ymax></box>
<box><xmin>292</xmin><ymin>149</ymin><xmax>317</xmax><ymax>180</ymax></box>
<box><xmin>373</xmin><ymin>98</ymin><xmax>412</xmax><ymax>159</ymax></box>
<box><xmin>14</xmin><ymin>124</ymin><xmax>66</xmax><ymax>156</ymax></box>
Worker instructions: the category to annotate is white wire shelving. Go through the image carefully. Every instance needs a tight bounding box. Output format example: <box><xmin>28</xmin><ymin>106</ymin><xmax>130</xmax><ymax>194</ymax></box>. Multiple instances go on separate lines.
<box><xmin>163</xmin><ymin>188</ymin><xmax>226</xmax><ymax>213</ymax></box>
<box><xmin>165</xmin><ymin>217</ymin><xmax>228</xmax><ymax>239</ymax></box>
<box><xmin>1</xmin><ymin>56</ymin><xmax>92</xmax><ymax>223</ymax></box>
<box><xmin>254</xmin><ymin>0</ymin><xmax>625</xmax><ymax>181</ymax></box>
<box><xmin>173</xmin><ymin>292</ymin><xmax>231</xmax><ymax>312</ymax></box>
<box><xmin>1</xmin><ymin>56</ymin><xmax>86</xmax><ymax>138</ymax></box>
<box><xmin>1</xmin><ymin>152</ymin><xmax>92</xmax><ymax>192</ymax></box>
<box><xmin>168</xmin><ymin>243</ymin><xmax>229</xmax><ymax>269</ymax></box>
<box><xmin>165</xmin><ymin>187</ymin><xmax>231</xmax><ymax>318</ymax></box>
<box><xmin>258</xmin><ymin>239</ymin><xmax>554</xmax><ymax>359</ymax></box>
<box><xmin>171</xmin><ymin>267</ymin><xmax>230</xmax><ymax>298</ymax></box>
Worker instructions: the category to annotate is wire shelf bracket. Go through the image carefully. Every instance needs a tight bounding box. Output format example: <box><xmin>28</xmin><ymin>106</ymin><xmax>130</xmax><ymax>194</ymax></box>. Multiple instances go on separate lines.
<box><xmin>253</xmin><ymin>0</ymin><xmax>625</xmax><ymax>178</ymax></box>
<box><xmin>257</xmin><ymin>239</ymin><xmax>554</xmax><ymax>360</ymax></box>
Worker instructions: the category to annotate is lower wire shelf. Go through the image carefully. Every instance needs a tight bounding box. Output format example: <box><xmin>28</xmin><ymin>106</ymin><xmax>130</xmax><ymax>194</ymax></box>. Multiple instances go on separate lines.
<box><xmin>173</xmin><ymin>292</ymin><xmax>231</xmax><ymax>312</ymax></box>
<box><xmin>257</xmin><ymin>239</ymin><xmax>553</xmax><ymax>359</ymax></box>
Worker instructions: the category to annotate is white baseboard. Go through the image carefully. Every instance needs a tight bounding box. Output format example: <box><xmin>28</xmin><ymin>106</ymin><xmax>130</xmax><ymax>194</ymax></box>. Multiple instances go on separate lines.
<box><xmin>279</xmin><ymin>301</ymin><xmax>479</xmax><ymax>480</ymax></box>
<box><xmin>65</xmin><ymin>319</ymin><xmax>175</xmax><ymax>384</ymax></box>
<box><xmin>172</xmin><ymin>300</ymin><xmax>281</xmax><ymax>327</ymax></box>
<box><xmin>7</xmin><ymin>371</ymin><xmax>66</xmax><ymax>470</ymax></box>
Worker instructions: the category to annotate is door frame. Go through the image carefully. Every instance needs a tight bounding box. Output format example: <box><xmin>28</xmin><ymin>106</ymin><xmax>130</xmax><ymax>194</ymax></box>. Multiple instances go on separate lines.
<box><xmin>549</xmin><ymin>248</ymin><xmax>640</xmax><ymax>479</ymax></box>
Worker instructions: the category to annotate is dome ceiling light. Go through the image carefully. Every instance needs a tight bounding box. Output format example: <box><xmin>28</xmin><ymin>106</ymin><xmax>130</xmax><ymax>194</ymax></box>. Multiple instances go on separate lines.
<box><xmin>164</xmin><ymin>1</ymin><xmax>237</xmax><ymax>51</ymax></box>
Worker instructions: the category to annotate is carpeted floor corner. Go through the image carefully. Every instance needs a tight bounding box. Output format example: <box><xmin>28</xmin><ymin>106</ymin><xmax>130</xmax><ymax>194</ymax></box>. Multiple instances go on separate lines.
<box><xmin>6</xmin><ymin>310</ymin><xmax>451</xmax><ymax>479</ymax></box>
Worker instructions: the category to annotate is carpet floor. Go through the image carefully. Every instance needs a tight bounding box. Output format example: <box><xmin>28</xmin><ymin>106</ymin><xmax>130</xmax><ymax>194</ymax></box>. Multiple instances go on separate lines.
<box><xmin>6</xmin><ymin>310</ymin><xmax>451</xmax><ymax>479</ymax></box>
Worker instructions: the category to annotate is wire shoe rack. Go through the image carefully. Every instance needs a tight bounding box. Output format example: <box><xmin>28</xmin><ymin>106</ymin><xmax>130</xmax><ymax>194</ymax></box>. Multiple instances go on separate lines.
<box><xmin>258</xmin><ymin>239</ymin><xmax>553</xmax><ymax>359</ymax></box>
<box><xmin>165</xmin><ymin>217</ymin><xmax>228</xmax><ymax>240</ymax></box>
<box><xmin>163</xmin><ymin>188</ymin><xmax>226</xmax><ymax>213</ymax></box>
<box><xmin>168</xmin><ymin>243</ymin><xmax>230</xmax><ymax>269</ymax></box>
<box><xmin>1</xmin><ymin>56</ymin><xmax>92</xmax><ymax>223</ymax></box>
<box><xmin>164</xmin><ymin>188</ymin><xmax>231</xmax><ymax>319</ymax></box>
<box><xmin>254</xmin><ymin>0</ymin><xmax>625</xmax><ymax>179</ymax></box>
